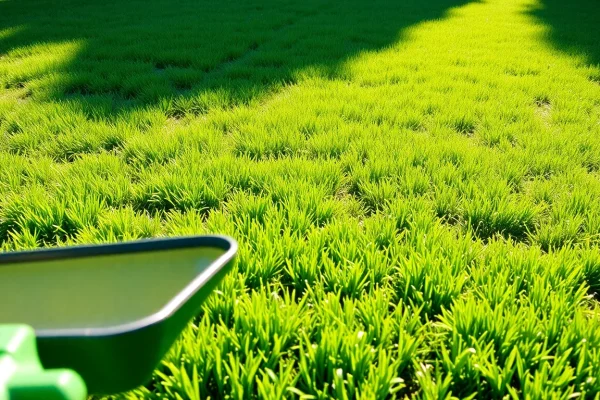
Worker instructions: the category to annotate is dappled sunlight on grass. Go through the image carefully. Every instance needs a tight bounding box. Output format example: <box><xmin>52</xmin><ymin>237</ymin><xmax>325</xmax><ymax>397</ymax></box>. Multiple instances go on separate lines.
<box><xmin>0</xmin><ymin>40</ymin><xmax>85</xmax><ymax>92</ymax></box>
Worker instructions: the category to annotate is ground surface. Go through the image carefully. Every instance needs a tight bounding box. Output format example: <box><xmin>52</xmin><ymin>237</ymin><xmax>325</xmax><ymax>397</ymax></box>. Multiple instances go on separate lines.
<box><xmin>1</xmin><ymin>0</ymin><xmax>600</xmax><ymax>398</ymax></box>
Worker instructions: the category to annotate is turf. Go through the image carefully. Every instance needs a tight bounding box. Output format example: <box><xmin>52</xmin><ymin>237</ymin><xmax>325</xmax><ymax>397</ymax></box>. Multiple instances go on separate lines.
<box><xmin>1</xmin><ymin>0</ymin><xmax>600</xmax><ymax>397</ymax></box>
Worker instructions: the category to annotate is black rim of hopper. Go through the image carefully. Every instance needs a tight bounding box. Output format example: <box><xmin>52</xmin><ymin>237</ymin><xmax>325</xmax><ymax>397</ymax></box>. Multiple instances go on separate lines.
<box><xmin>0</xmin><ymin>235</ymin><xmax>238</xmax><ymax>338</ymax></box>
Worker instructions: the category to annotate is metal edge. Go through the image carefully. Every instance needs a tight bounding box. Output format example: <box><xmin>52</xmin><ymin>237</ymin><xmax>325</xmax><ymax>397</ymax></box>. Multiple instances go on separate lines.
<box><xmin>1</xmin><ymin>235</ymin><xmax>238</xmax><ymax>338</ymax></box>
<box><xmin>0</xmin><ymin>235</ymin><xmax>234</xmax><ymax>264</ymax></box>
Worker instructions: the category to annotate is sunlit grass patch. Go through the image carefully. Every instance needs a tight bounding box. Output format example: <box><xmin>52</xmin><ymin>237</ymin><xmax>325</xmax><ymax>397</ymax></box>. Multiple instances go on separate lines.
<box><xmin>2</xmin><ymin>0</ymin><xmax>600</xmax><ymax>397</ymax></box>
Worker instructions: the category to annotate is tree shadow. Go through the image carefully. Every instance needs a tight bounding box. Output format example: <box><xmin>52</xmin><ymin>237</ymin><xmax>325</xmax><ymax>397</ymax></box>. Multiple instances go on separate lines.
<box><xmin>0</xmin><ymin>0</ymin><xmax>475</xmax><ymax>119</ymax></box>
<box><xmin>527</xmin><ymin>0</ymin><xmax>600</xmax><ymax>69</ymax></box>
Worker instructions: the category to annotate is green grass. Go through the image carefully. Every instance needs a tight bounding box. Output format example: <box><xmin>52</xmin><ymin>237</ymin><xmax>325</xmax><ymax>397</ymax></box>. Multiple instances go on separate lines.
<box><xmin>1</xmin><ymin>0</ymin><xmax>600</xmax><ymax>397</ymax></box>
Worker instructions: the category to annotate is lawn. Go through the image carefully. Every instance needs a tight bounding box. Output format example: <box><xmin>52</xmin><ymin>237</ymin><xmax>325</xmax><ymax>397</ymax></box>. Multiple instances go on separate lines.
<box><xmin>1</xmin><ymin>0</ymin><xmax>600</xmax><ymax>397</ymax></box>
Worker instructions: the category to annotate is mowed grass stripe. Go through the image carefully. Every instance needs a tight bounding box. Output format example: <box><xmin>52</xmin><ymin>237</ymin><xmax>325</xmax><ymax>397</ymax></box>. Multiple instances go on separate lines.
<box><xmin>1</xmin><ymin>0</ymin><xmax>600</xmax><ymax>398</ymax></box>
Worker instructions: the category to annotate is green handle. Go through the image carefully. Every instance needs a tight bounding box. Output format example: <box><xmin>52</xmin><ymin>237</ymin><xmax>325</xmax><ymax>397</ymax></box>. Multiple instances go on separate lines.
<box><xmin>0</xmin><ymin>325</ymin><xmax>86</xmax><ymax>400</ymax></box>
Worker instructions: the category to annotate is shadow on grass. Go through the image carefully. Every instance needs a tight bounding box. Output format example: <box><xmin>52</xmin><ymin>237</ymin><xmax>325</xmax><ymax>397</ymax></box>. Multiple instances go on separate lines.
<box><xmin>0</xmin><ymin>0</ymin><xmax>474</xmax><ymax>119</ymax></box>
<box><xmin>527</xmin><ymin>0</ymin><xmax>600</xmax><ymax>68</ymax></box>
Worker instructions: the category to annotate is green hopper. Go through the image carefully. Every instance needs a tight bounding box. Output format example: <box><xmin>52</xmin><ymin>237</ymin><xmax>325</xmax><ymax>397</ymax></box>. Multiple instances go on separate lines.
<box><xmin>0</xmin><ymin>235</ymin><xmax>237</xmax><ymax>399</ymax></box>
